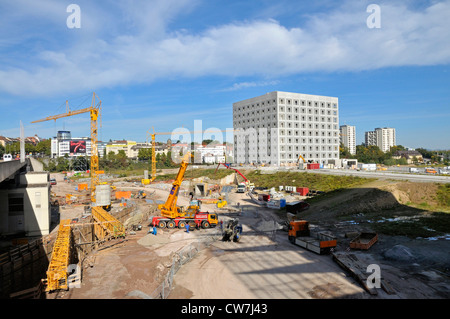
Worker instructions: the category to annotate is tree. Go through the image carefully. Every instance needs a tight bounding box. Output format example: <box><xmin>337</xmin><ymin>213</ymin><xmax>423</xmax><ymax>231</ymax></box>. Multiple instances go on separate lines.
<box><xmin>36</xmin><ymin>140</ymin><xmax>51</xmax><ymax>155</ymax></box>
<box><xmin>339</xmin><ymin>143</ymin><xmax>352</xmax><ymax>159</ymax></box>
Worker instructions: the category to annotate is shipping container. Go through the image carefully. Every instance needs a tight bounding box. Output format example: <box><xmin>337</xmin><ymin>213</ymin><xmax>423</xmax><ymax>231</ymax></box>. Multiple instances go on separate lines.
<box><xmin>307</xmin><ymin>163</ymin><xmax>320</xmax><ymax>170</ymax></box>
<box><xmin>296</xmin><ymin>187</ymin><xmax>309</xmax><ymax>196</ymax></box>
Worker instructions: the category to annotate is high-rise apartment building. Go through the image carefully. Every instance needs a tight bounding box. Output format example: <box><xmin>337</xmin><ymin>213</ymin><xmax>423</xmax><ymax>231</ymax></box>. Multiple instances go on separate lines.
<box><xmin>233</xmin><ymin>91</ymin><xmax>340</xmax><ymax>166</ymax></box>
<box><xmin>364</xmin><ymin>127</ymin><xmax>396</xmax><ymax>152</ymax></box>
<box><xmin>340</xmin><ymin>125</ymin><xmax>356</xmax><ymax>155</ymax></box>
<box><xmin>375</xmin><ymin>127</ymin><xmax>396</xmax><ymax>152</ymax></box>
<box><xmin>365</xmin><ymin>131</ymin><xmax>377</xmax><ymax>146</ymax></box>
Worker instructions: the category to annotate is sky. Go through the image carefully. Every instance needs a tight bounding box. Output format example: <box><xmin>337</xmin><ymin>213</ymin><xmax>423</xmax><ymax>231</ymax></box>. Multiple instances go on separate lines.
<box><xmin>0</xmin><ymin>0</ymin><xmax>449</xmax><ymax>149</ymax></box>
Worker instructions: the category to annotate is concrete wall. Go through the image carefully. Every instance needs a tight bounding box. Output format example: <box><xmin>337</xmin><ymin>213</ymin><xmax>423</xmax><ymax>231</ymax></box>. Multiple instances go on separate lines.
<box><xmin>0</xmin><ymin>172</ymin><xmax>51</xmax><ymax>237</ymax></box>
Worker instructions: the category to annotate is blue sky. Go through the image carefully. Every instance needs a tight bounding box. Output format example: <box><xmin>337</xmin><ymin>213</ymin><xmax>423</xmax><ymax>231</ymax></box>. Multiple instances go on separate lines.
<box><xmin>0</xmin><ymin>0</ymin><xmax>449</xmax><ymax>149</ymax></box>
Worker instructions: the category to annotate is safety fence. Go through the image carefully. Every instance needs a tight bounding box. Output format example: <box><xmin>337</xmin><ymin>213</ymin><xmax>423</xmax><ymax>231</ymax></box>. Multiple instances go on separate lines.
<box><xmin>150</xmin><ymin>228</ymin><xmax>222</xmax><ymax>299</ymax></box>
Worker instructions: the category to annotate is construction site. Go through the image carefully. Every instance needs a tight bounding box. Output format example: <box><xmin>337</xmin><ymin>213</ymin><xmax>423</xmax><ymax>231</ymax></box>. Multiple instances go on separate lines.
<box><xmin>0</xmin><ymin>93</ymin><xmax>449</xmax><ymax>300</ymax></box>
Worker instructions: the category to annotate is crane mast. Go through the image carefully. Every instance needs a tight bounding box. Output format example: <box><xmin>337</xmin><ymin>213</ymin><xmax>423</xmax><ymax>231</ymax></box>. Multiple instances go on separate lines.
<box><xmin>31</xmin><ymin>92</ymin><xmax>102</xmax><ymax>203</ymax></box>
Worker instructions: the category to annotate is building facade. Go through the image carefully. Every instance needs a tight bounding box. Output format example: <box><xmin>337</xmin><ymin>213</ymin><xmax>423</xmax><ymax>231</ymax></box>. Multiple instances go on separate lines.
<box><xmin>105</xmin><ymin>140</ymin><xmax>137</xmax><ymax>158</ymax></box>
<box><xmin>375</xmin><ymin>127</ymin><xmax>396</xmax><ymax>152</ymax></box>
<box><xmin>51</xmin><ymin>131</ymin><xmax>92</xmax><ymax>158</ymax></box>
<box><xmin>340</xmin><ymin>125</ymin><xmax>356</xmax><ymax>155</ymax></box>
<box><xmin>365</xmin><ymin>127</ymin><xmax>396</xmax><ymax>152</ymax></box>
<box><xmin>365</xmin><ymin>131</ymin><xmax>377</xmax><ymax>147</ymax></box>
<box><xmin>0</xmin><ymin>165</ymin><xmax>51</xmax><ymax>237</ymax></box>
<box><xmin>233</xmin><ymin>91</ymin><xmax>340</xmax><ymax>166</ymax></box>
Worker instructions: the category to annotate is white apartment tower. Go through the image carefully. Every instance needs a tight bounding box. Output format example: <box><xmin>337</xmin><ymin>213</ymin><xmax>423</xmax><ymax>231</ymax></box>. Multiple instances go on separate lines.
<box><xmin>233</xmin><ymin>91</ymin><xmax>340</xmax><ymax>166</ymax></box>
<box><xmin>365</xmin><ymin>127</ymin><xmax>396</xmax><ymax>152</ymax></box>
<box><xmin>340</xmin><ymin>125</ymin><xmax>356</xmax><ymax>155</ymax></box>
<box><xmin>375</xmin><ymin>127</ymin><xmax>396</xmax><ymax>152</ymax></box>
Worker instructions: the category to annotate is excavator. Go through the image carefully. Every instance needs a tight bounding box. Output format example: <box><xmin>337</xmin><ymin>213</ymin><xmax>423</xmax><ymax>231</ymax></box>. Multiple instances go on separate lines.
<box><xmin>151</xmin><ymin>152</ymin><xmax>218</xmax><ymax>229</ymax></box>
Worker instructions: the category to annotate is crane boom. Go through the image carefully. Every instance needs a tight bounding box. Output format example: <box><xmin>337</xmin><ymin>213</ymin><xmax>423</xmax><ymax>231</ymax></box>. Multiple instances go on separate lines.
<box><xmin>216</xmin><ymin>162</ymin><xmax>248</xmax><ymax>182</ymax></box>
<box><xmin>31</xmin><ymin>92</ymin><xmax>101</xmax><ymax>203</ymax></box>
<box><xmin>158</xmin><ymin>152</ymin><xmax>193</xmax><ymax>219</ymax></box>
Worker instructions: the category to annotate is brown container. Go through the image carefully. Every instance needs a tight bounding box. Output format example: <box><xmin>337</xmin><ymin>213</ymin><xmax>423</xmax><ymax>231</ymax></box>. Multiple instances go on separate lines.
<box><xmin>349</xmin><ymin>232</ymin><xmax>378</xmax><ymax>250</ymax></box>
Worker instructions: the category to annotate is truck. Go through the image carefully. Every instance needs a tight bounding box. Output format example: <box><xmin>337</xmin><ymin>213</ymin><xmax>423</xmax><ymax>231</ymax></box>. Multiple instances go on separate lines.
<box><xmin>151</xmin><ymin>212</ymin><xmax>218</xmax><ymax>230</ymax></box>
<box><xmin>409</xmin><ymin>167</ymin><xmax>419</xmax><ymax>173</ymax></box>
<box><xmin>236</xmin><ymin>183</ymin><xmax>246</xmax><ymax>193</ymax></box>
<box><xmin>215</xmin><ymin>163</ymin><xmax>254</xmax><ymax>192</ymax></box>
<box><xmin>425</xmin><ymin>167</ymin><xmax>437</xmax><ymax>174</ymax></box>
<box><xmin>152</xmin><ymin>152</ymin><xmax>218</xmax><ymax>229</ymax></box>
<box><xmin>288</xmin><ymin>220</ymin><xmax>337</xmax><ymax>255</ymax></box>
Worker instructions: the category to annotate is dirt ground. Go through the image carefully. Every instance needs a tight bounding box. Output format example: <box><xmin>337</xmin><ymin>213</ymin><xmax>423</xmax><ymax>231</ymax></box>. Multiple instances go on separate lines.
<box><xmin>46</xmin><ymin>174</ymin><xmax>450</xmax><ymax>299</ymax></box>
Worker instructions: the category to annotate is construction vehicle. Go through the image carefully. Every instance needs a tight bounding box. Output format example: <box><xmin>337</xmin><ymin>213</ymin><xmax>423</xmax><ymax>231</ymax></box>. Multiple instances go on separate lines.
<box><xmin>222</xmin><ymin>218</ymin><xmax>242</xmax><ymax>242</ymax></box>
<box><xmin>135</xmin><ymin>190</ymin><xmax>147</xmax><ymax>199</ymax></box>
<box><xmin>215</xmin><ymin>163</ymin><xmax>254</xmax><ymax>192</ymax></box>
<box><xmin>288</xmin><ymin>220</ymin><xmax>337</xmax><ymax>255</ymax></box>
<box><xmin>216</xmin><ymin>196</ymin><xmax>227</xmax><ymax>208</ymax></box>
<box><xmin>152</xmin><ymin>212</ymin><xmax>218</xmax><ymax>230</ymax></box>
<box><xmin>151</xmin><ymin>152</ymin><xmax>218</xmax><ymax>229</ymax></box>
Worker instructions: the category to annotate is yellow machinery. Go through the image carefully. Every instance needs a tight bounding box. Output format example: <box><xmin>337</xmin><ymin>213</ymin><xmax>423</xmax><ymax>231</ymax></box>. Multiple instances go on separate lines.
<box><xmin>32</xmin><ymin>92</ymin><xmax>101</xmax><ymax>204</ymax></box>
<box><xmin>158</xmin><ymin>152</ymin><xmax>193</xmax><ymax>219</ymax></box>
<box><xmin>45</xmin><ymin>220</ymin><xmax>72</xmax><ymax>292</ymax></box>
<box><xmin>145</xmin><ymin>127</ymin><xmax>157</xmax><ymax>183</ymax></box>
<box><xmin>91</xmin><ymin>206</ymin><xmax>125</xmax><ymax>240</ymax></box>
<box><xmin>33</xmin><ymin>93</ymin><xmax>126</xmax><ymax>291</ymax></box>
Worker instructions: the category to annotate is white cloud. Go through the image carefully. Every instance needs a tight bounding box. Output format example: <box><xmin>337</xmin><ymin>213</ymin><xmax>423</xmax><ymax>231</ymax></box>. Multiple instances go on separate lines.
<box><xmin>220</xmin><ymin>80</ymin><xmax>280</xmax><ymax>92</ymax></box>
<box><xmin>1</xmin><ymin>0</ymin><xmax>450</xmax><ymax>96</ymax></box>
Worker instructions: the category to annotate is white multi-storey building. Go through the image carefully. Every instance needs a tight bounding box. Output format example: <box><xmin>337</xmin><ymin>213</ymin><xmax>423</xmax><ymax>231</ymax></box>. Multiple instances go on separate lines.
<box><xmin>51</xmin><ymin>131</ymin><xmax>92</xmax><ymax>158</ymax></box>
<box><xmin>233</xmin><ymin>91</ymin><xmax>340</xmax><ymax>166</ymax></box>
<box><xmin>364</xmin><ymin>127</ymin><xmax>396</xmax><ymax>152</ymax></box>
<box><xmin>375</xmin><ymin>127</ymin><xmax>396</xmax><ymax>152</ymax></box>
<box><xmin>340</xmin><ymin>125</ymin><xmax>356</xmax><ymax>155</ymax></box>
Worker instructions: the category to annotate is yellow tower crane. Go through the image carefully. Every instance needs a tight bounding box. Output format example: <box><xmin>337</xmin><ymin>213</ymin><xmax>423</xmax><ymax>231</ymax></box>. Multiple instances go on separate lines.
<box><xmin>32</xmin><ymin>92</ymin><xmax>101</xmax><ymax>203</ymax></box>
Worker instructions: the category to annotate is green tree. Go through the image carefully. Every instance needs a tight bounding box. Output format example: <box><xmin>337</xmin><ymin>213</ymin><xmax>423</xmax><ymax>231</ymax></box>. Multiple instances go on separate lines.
<box><xmin>339</xmin><ymin>143</ymin><xmax>352</xmax><ymax>159</ymax></box>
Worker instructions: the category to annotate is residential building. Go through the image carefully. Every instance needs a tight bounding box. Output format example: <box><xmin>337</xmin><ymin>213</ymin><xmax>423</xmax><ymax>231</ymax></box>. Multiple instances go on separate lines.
<box><xmin>375</xmin><ymin>127</ymin><xmax>396</xmax><ymax>152</ymax></box>
<box><xmin>233</xmin><ymin>91</ymin><xmax>339</xmax><ymax>165</ymax></box>
<box><xmin>106</xmin><ymin>140</ymin><xmax>137</xmax><ymax>158</ymax></box>
<box><xmin>340</xmin><ymin>125</ymin><xmax>356</xmax><ymax>155</ymax></box>
<box><xmin>195</xmin><ymin>144</ymin><xmax>226</xmax><ymax>164</ymax></box>
<box><xmin>392</xmin><ymin>150</ymin><xmax>423</xmax><ymax>164</ymax></box>
<box><xmin>365</xmin><ymin>131</ymin><xmax>377</xmax><ymax>147</ymax></box>
<box><xmin>364</xmin><ymin>127</ymin><xmax>396</xmax><ymax>152</ymax></box>
<box><xmin>97</xmin><ymin>141</ymin><xmax>107</xmax><ymax>158</ymax></box>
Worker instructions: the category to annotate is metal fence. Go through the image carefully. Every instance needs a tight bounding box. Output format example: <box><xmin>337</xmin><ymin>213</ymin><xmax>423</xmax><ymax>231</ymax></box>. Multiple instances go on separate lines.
<box><xmin>150</xmin><ymin>228</ymin><xmax>222</xmax><ymax>299</ymax></box>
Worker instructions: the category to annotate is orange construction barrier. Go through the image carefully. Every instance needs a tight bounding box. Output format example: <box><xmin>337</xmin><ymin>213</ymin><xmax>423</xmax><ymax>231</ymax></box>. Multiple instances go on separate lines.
<box><xmin>78</xmin><ymin>183</ymin><xmax>88</xmax><ymax>191</ymax></box>
<box><xmin>115</xmin><ymin>191</ymin><xmax>131</xmax><ymax>200</ymax></box>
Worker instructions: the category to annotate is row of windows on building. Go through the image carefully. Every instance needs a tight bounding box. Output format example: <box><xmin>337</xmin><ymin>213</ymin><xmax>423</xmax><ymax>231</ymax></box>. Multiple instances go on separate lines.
<box><xmin>237</xmin><ymin>152</ymin><xmax>339</xmax><ymax>160</ymax></box>
<box><xmin>234</xmin><ymin>117</ymin><xmax>339</xmax><ymax>127</ymax></box>
<box><xmin>236</xmin><ymin>139</ymin><xmax>338</xmax><ymax>151</ymax></box>
<box><xmin>234</xmin><ymin>106</ymin><xmax>338</xmax><ymax>118</ymax></box>
<box><xmin>234</xmin><ymin>99</ymin><xmax>337</xmax><ymax>111</ymax></box>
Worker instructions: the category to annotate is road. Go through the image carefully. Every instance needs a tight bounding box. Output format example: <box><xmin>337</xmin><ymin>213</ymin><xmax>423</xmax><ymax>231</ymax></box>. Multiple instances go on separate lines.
<box><xmin>310</xmin><ymin>168</ymin><xmax>450</xmax><ymax>183</ymax></box>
